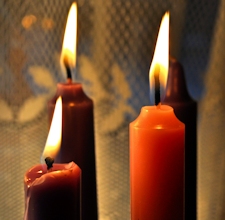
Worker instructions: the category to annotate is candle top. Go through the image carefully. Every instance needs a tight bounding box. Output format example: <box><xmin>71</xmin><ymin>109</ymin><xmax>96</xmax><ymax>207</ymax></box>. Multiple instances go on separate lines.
<box><xmin>163</xmin><ymin>58</ymin><xmax>192</xmax><ymax>103</ymax></box>
<box><xmin>24</xmin><ymin>161</ymin><xmax>81</xmax><ymax>220</ymax></box>
<box><xmin>53</xmin><ymin>82</ymin><xmax>93</xmax><ymax>103</ymax></box>
<box><xmin>24</xmin><ymin>162</ymin><xmax>80</xmax><ymax>188</ymax></box>
<box><xmin>131</xmin><ymin>104</ymin><xmax>184</xmax><ymax>129</ymax></box>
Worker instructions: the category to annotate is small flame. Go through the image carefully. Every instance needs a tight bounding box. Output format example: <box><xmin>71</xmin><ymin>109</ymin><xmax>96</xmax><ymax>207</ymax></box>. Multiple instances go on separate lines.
<box><xmin>149</xmin><ymin>12</ymin><xmax>169</xmax><ymax>103</ymax></box>
<box><xmin>42</xmin><ymin>97</ymin><xmax>62</xmax><ymax>162</ymax></box>
<box><xmin>61</xmin><ymin>2</ymin><xmax>77</xmax><ymax>68</ymax></box>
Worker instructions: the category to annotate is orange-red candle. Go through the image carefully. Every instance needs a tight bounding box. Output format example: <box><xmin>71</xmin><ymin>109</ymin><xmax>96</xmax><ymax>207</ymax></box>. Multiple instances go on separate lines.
<box><xmin>130</xmin><ymin>12</ymin><xmax>185</xmax><ymax>219</ymax></box>
<box><xmin>130</xmin><ymin>105</ymin><xmax>184</xmax><ymax>219</ymax></box>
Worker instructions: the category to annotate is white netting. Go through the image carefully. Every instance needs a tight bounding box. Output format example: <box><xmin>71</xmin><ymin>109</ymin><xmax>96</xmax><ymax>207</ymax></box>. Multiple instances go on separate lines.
<box><xmin>0</xmin><ymin>0</ymin><xmax>224</xmax><ymax>219</ymax></box>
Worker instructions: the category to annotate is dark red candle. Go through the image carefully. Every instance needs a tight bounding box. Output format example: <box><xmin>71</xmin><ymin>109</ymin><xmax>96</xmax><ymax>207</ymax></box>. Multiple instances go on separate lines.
<box><xmin>162</xmin><ymin>57</ymin><xmax>197</xmax><ymax>219</ymax></box>
<box><xmin>48</xmin><ymin>83</ymin><xmax>97</xmax><ymax>220</ymax></box>
<box><xmin>24</xmin><ymin>162</ymin><xmax>81</xmax><ymax>220</ymax></box>
<box><xmin>24</xmin><ymin>97</ymin><xmax>81</xmax><ymax>220</ymax></box>
<box><xmin>49</xmin><ymin>3</ymin><xmax>98</xmax><ymax>219</ymax></box>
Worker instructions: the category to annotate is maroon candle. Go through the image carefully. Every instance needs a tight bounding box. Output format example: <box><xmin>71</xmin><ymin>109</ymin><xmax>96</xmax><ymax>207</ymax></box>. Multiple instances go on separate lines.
<box><xmin>24</xmin><ymin>97</ymin><xmax>81</xmax><ymax>220</ymax></box>
<box><xmin>24</xmin><ymin>162</ymin><xmax>81</xmax><ymax>220</ymax></box>
<box><xmin>50</xmin><ymin>3</ymin><xmax>98</xmax><ymax>219</ymax></box>
<box><xmin>48</xmin><ymin>83</ymin><xmax>97</xmax><ymax>220</ymax></box>
<box><xmin>162</xmin><ymin>57</ymin><xmax>197</xmax><ymax>219</ymax></box>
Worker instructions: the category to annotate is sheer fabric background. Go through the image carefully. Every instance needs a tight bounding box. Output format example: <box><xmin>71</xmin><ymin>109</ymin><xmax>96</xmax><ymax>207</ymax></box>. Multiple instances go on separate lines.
<box><xmin>0</xmin><ymin>0</ymin><xmax>224</xmax><ymax>219</ymax></box>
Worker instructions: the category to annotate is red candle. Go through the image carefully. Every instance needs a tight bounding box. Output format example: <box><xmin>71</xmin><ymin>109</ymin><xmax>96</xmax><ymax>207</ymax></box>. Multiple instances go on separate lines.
<box><xmin>24</xmin><ymin>97</ymin><xmax>81</xmax><ymax>220</ymax></box>
<box><xmin>24</xmin><ymin>162</ymin><xmax>81</xmax><ymax>220</ymax></box>
<box><xmin>130</xmin><ymin>12</ymin><xmax>184</xmax><ymax>219</ymax></box>
<box><xmin>48</xmin><ymin>4</ymin><xmax>97</xmax><ymax>220</ymax></box>
<box><xmin>130</xmin><ymin>105</ymin><xmax>184</xmax><ymax>219</ymax></box>
<box><xmin>162</xmin><ymin>57</ymin><xmax>197</xmax><ymax>219</ymax></box>
<box><xmin>48</xmin><ymin>83</ymin><xmax>97</xmax><ymax>220</ymax></box>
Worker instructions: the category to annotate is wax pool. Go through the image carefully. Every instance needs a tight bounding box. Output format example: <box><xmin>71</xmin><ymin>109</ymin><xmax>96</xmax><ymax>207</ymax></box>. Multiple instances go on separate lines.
<box><xmin>130</xmin><ymin>105</ymin><xmax>184</xmax><ymax>220</ymax></box>
<box><xmin>24</xmin><ymin>162</ymin><xmax>81</xmax><ymax>220</ymax></box>
<box><xmin>48</xmin><ymin>82</ymin><xmax>97</xmax><ymax>220</ymax></box>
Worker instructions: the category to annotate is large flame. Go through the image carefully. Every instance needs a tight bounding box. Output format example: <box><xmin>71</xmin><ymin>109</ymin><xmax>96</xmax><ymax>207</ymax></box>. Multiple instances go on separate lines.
<box><xmin>42</xmin><ymin>97</ymin><xmax>62</xmax><ymax>161</ymax></box>
<box><xmin>61</xmin><ymin>2</ymin><xmax>77</xmax><ymax>68</ymax></box>
<box><xmin>149</xmin><ymin>12</ymin><xmax>169</xmax><ymax>103</ymax></box>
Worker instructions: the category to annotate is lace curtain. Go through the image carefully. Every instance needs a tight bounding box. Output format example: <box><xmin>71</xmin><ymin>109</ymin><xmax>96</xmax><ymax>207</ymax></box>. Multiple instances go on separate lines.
<box><xmin>0</xmin><ymin>0</ymin><xmax>224</xmax><ymax>219</ymax></box>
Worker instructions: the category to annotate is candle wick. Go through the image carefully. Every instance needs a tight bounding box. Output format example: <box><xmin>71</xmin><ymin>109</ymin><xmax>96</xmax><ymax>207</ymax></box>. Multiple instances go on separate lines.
<box><xmin>154</xmin><ymin>64</ymin><xmax>160</xmax><ymax>105</ymax></box>
<box><xmin>64</xmin><ymin>59</ymin><xmax>72</xmax><ymax>82</ymax></box>
<box><xmin>45</xmin><ymin>157</ymin><xmax>54</xmax><ymax>170</ymax></box>
<box><xmin>156</xmin><ymin>102</ymin><xmax>161</xmax><ymax>109</ymax></box>
<box><xmin>67</xmin><ymin>78</ymin><xmax>72</xmax><ymax>84</ymax></box>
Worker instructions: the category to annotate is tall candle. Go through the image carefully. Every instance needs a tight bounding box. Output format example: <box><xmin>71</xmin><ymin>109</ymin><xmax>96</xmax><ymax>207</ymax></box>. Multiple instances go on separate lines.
<box><xmin>48</xmin><ymin>83</ymin><xmax>97</xmax><ymax>220</ymax></box>
<box><xmin>48</xmin><ymin>4</ymin><xmax>97</xmax><ymax>220</ymax></box>
<box><xmin>24</xmin><ymin>97</ymin><xmax>81</xmax><ymax>220</ymax></box>
<box><xmin>130</xmin><ymin>12</ymin><xmax>185</xmax><ymax>219</ymax></box>
<box><xmin>162</xmin><ymin>57</ymin><xmax>197</xmax><ymax>219</ymax></box>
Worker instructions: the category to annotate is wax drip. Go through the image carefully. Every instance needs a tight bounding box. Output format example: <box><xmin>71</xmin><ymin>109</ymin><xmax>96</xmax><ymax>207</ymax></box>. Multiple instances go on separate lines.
<box><xmin>154</xmin><ymin>64</ymin><xmax>160</xmax><ymax>105</ymax></box>
<box><xmin>45</xmin><ymin>157</ymin><xmax>54</xmax><ymax>170</ymax></box>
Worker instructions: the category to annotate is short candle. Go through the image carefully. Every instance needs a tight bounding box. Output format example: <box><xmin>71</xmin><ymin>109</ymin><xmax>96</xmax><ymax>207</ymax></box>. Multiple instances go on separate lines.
<box><xmin>24</xmin><ymin>97</ymin><xmax>81</xmax><ymax>220</ymax></box>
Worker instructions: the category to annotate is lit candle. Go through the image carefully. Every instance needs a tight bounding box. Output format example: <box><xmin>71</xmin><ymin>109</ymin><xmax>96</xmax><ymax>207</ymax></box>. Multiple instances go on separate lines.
<box><xmin>48</xmin><ymin>3</ymin><xmax>97</xmax><ymax>220</ymax></box>
<box><xmin>130</xmin><ymin>12</ymin><xmax>185</xmax><ymax>219</ymax></box>
<box><xmin>24</xmin><ymin>97</ymin><xmax>81</xmax><ymax>220</ymax></box>
<box><xmin>162</xmin><ymin>57</ymin><xmax>197</xmax><ymax>219</ymax></box>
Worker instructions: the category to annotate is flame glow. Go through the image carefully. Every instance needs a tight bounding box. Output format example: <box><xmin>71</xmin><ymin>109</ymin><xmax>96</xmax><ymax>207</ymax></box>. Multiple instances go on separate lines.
<box><xmin>149</xmin><ymin>12</ymin><xmax>169</xmax><ymax>101</ymax></box>
<box><xmin>42</xmin><ymin>97</ymin><xmax>62</xmax><ymax>161</ymax></box>
<box><xmin>61</xmin><ymin>2</ymin><xmax>77</xmax><ymax>68</ymax></box>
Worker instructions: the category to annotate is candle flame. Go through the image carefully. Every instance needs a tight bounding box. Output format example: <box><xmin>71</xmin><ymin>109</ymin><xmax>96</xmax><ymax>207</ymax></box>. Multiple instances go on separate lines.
<box><xmin>149</xmin><ymin>12</ymin><xmax>169</xmax><ymax>103</ymax></box>
<box><xmin>42</xmin><ymin>97</ymin><xmax>62</xmax><ymax>162</ymax></box>
<box><xmin>61</xmin><ymin>2</ymin><xmax>77</xmax><ymax>68</ymax></box>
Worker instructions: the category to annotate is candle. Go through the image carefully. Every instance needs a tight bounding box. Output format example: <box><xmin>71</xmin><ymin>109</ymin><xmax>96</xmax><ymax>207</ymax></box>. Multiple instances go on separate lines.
<box><xmin>162</xmin><ymin>57</ymin><xmax>197</xmax><ymax>219</ymax></box>
<box><xmin>24</xmin><ymin>97</ymin><xmax>81</xmax><ymax>220</ymax></box>
<box><xmin>48</xmin><ymin>3</ymin><xmax>97</xmax><ymax>220</ymax></box>
<box><xmin>130</xmin><ymin>12</ymin><xmax>185</xmax><ymax>219</ymax></box>
<box><xmin>24</xmin><ymin>163</ymin><xmax>81</xmax><ymax>220</ymax></box>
